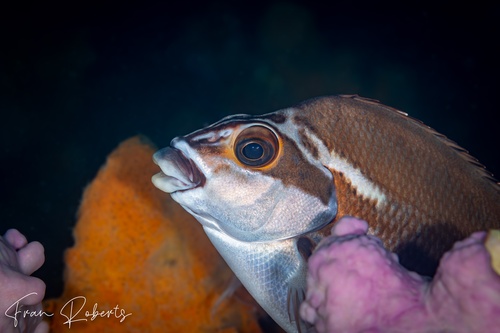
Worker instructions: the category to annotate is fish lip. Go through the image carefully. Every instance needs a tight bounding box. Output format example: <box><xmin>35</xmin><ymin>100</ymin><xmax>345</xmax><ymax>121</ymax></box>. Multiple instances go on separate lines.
<box><xmin>152</xmin><ymin>147</ymin><xmax>205</xmax><ymax>193</ymax></box>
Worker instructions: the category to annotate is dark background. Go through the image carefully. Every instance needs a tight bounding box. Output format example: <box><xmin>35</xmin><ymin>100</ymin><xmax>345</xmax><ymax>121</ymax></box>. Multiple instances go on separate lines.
<box><xmin>1</xmin><ymin>1</ymin><xmax>499</xmax><ymax>298</ymax></box>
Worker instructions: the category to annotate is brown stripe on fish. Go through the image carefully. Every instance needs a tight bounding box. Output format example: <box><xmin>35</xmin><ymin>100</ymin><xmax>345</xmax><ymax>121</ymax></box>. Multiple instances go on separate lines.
<box><xmin>291</xmin><ymin>113</ymin><xmax>333</xmax><ymax>154</ymax></box>
<box><xmin>285</xmin><ymin>108</ymin><xmax>389</xmax><ymax>210</ymax></box>
<box><xmin>263</xmin><ymin>133</ymin><xmax>334</xmax><ymax>206</ymax></box>
<box><xmin>260</xmin><ymin>113</ymin><xmax>287</xmax><ymax>124</ymax></box>
<box><xmin>297</xmin><ymin>127</ymin><xmax>319</xmax><ymax>159</ymax></box>
<box><xmin>192</xmin><ymin>140</ymin><xmax>227</xmax><ymax>155</ymax></box>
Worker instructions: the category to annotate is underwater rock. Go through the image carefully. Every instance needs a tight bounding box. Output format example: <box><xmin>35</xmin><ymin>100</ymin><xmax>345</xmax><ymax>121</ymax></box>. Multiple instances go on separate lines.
<box><xmin>44</xmin><ymin>137</ymin><xmax>263</xmax><ymax>332</ymax></box>
<box><xmin>300</xmin><ymin>216</ymin><xmax>500</xmax><ymax>333</ymax></box>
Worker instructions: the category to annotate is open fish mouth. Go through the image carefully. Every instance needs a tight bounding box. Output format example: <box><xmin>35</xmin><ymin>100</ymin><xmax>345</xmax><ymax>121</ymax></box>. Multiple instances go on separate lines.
<box><xmin>152</xmin><ymin>147</ymin><xmax>205</xmax><ymax>193</ymax></box>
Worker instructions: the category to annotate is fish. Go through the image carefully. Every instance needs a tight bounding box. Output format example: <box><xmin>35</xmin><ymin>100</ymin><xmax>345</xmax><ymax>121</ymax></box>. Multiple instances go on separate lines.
<box><xmin>151</xmin><ymin>95</ymin><xmax>500</xmax><ymax>333</ymax></box>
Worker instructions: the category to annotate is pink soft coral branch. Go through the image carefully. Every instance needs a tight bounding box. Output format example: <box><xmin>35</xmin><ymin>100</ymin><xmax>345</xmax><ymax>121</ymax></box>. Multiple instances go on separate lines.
<box><xmin>300</xmin><ymin>216</ymin><xmax>500</xmax><ymax>333</ymax></box>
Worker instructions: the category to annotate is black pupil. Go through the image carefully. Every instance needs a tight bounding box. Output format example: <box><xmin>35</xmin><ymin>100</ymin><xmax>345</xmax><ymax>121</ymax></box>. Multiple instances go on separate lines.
<box><xmin>242</xmin><ymin>142</ymin><xmax>263</xmax><ymax>160</ymax></box>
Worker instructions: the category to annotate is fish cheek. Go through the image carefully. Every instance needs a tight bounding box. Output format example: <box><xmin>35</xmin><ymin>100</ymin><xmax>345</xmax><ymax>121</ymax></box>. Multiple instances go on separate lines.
<box><xmin>201</xmin><ymin>162</ymin><xmax>322</xmax><ymax>241</ymax></box>
<box><xmin>266</xmin><ymin>139</ymin><xmax>338</xmax><ymax>225</ymax></box>
<box><xmin>201</xmin><ymin>168</ymin><xmax>276</xmax><ymax>236</ymax></box>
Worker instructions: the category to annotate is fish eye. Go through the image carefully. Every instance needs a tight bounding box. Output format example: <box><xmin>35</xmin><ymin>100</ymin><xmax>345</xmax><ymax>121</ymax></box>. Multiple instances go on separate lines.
<box><xmin>235</xmin><ymin>126</ymin><xmax>278</xmax><ymax>167</ymax></box>
<box><xmin>242</xmin><ymin>141</ymin><xmax>264</xmax><ymax>160</ymax></box>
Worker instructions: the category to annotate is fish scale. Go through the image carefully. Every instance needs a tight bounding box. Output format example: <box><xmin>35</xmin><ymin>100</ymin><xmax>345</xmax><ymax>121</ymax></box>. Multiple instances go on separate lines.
<box><xmin>152</xmin><ymin>95</ymin><xmax>500</xmax><ymax>332</ymax></box>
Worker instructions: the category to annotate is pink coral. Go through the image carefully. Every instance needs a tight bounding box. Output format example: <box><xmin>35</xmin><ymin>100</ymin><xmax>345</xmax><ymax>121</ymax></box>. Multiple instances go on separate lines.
<box><xmin>300</xmin><ymin>216</ymin><xmax>500</xmax><ymax>333</ymax></box>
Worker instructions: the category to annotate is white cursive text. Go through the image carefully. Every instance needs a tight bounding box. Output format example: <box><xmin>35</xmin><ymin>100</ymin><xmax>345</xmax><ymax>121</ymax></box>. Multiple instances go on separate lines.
<box><xmin>4</xmin><ymin>292</ymin><xmax>54</xmax><ymax>327</ymax></box>
<box><xmin>59</xmin><ymin>296</ymin><xmax>132</xmax><ymax>328</ymax></box>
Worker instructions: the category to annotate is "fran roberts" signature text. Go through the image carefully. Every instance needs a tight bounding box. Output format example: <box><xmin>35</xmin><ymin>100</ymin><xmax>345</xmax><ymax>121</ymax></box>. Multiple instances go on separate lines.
<box><xmin>5</xmin><ymin>293</ymin><xmax>132</xmax><ymax>328</ymax></box>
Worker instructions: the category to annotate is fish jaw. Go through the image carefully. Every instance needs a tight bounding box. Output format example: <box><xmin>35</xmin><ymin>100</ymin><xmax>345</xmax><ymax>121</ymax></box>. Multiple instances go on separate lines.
<box><xmin>152</xmin><ymin>147</ymin><xmax>205</xmax><ymax>193</ymax></box>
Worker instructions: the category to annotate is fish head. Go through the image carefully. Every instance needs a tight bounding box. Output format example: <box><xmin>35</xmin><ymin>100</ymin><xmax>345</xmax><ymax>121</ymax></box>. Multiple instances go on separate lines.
<box><xmin>152</xmin><ymin>112</ymin><xmax>337</xmax><ymax>242</ymax></box>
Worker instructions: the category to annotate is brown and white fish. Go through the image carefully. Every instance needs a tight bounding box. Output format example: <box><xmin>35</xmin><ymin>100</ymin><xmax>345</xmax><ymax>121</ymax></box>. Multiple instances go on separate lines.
<box><xmin>152</xmin><ymin>95</ymin><xmax>500</xmax><ymax>333</ymax></box>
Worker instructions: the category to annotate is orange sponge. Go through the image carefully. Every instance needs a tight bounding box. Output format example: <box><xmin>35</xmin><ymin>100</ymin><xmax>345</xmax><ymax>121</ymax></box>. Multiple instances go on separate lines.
<box><xmin>44</xmin><ymin>136</ymin><xmax>263</xmax><ymax>332</ymax></box>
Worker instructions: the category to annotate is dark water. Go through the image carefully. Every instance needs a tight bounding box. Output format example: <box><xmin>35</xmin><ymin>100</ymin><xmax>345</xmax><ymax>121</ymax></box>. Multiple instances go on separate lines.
<box><xmin>1</xmin><ymin>2</ymin><xmax>499</xmax><ymax>299</ymax></box>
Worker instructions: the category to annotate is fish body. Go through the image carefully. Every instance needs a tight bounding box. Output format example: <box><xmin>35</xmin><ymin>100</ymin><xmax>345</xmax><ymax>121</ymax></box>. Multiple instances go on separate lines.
<box><xmin>152</xmin><ymin>95</ymin><xmax>500</xmax><ymax>332</ymax></box>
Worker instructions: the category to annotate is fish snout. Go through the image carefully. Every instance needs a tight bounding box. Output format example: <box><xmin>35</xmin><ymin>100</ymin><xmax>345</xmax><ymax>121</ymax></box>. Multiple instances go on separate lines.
<box><xmin>152</xmin><ymin>146</ymin><xmax>205</xmax><ymax>193</ymax></box>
